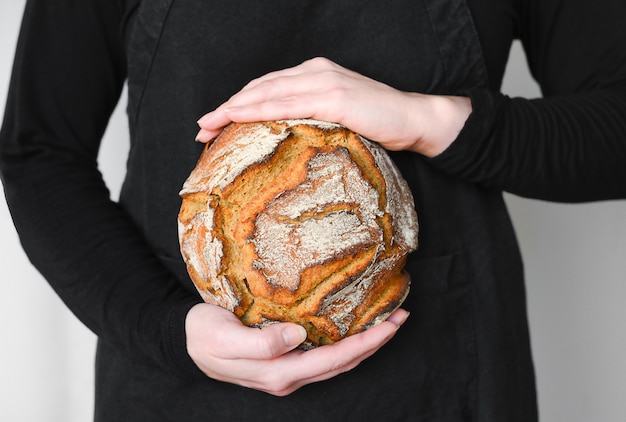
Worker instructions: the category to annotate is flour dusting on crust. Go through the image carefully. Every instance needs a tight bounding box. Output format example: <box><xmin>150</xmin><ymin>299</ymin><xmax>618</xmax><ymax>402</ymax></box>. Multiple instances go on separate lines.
<box><xmin>252</xmin><ymin>149</ymin><xmax>383</xmax><ymax>291</ymax></box>
<box><xmin>179</xmin><ymin>206</ymin><xmax>240</xmax><ymax>311</ymax></box>
<box><xmin>180</xmin><ymin>123</ymin><xmax>289</xmax><ymax>195</ymax></box>
<box><xmin>362</xmin><ymin>137</ymin><xmax>419</xmax><ymax>250</ymax></box>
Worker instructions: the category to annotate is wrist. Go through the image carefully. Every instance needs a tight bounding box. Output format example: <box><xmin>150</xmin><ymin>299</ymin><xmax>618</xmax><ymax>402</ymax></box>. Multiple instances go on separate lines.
<box><xmin>406</xmin><ymin>94</ymin><xmax>472</xmax><ymax>157</ymax></box>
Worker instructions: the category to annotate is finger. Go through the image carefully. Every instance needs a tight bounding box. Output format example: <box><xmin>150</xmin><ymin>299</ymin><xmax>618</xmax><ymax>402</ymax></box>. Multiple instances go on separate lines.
<box><xmin>211</xmin><ymin>320</ymin><xmax>308</xmax><ymax>360</ymax></box>
<box><xmin>196</xmin><ymin>59</ymin><xmax>323</xmax><ymax>119</ymax></box>
<box><xmin>195</xmin><ymin>58</ymin><xmax>351</xmax><ymax>140</ymax></box>
<box><xmin>193</xmin><ymin>75</ymin><xmax>305</xmax><ymax>142</ymax></box>
<box><xmin>224</xmin><ymin>73</ymin><xmax>341</xmax><ymax>117</ymax></box>
<box><xmin>223</xmin><ymin>93</ymin><xmax>341</xmax><ymax>124</ymax></box>
<box><xmin>195</xmin><ymin>90</ymin><xmax>343</xmax><ymax>143</ymax></box>
<box><xmin>186</xmin><ymin>303</ymin><xmax>307</xmax><ymax>359</ymax></box>
<box><xmin>293</xmin><ymin>309</ymin><xmax>409</xmax><ymax>376</ymax></box>
<box><xmin>195</xmin><ymin>83</ymin><xmax>309</xmax><ymax>140</ymax></box>
<box><xmin>384</xmin><ymin>308</ymin><xmax>411</xmax><ymax>326</ymax></box>
<box><xmin>264</xmin><ymin>309</ymin><xmax>410</xmax><ymax>394</ymax></box>
<box><xmin>209</xmin><ymin>309</ymin><xmax>409</xmax><ymax>395</ymax></box>
<box><xmin>302</xmin><ymin>309</ymin><xmax>409</xmax><ymax>376</ymax></box>
<box><xmin>197</xmin><ymin>61</ymin><xmax>350</xmax><ymax>127</ymax></box>
<box><xmin>194</xmin><ymin>127</ymin><xmax>223</xmax><ymax>143</ymax></box>
<box><xmin>195</xmin><ymin>110</ymin><xmax>232</xmax><ymax>138</ymax></box>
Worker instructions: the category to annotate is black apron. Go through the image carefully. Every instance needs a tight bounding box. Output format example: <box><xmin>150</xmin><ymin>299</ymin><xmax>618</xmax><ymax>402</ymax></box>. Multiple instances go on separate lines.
<box><xmin>98</xmin><ymin>1</ymin><xmax>538</xmax><ymax>420</ymax></box>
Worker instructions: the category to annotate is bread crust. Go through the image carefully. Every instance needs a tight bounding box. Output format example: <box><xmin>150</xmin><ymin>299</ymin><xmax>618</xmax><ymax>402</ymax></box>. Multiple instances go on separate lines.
<box><xmin>178</xmin><ymin>120</ymin><xmax>418</xmax><ymax>347</ymax></box>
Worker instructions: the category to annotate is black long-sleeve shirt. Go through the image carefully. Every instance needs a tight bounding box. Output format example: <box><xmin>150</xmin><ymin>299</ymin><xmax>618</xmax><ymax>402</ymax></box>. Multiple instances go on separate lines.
<box><xmin>1</xmin><ymin>0</ymin><xmax>626</xmax><ymax>420</ymax></box>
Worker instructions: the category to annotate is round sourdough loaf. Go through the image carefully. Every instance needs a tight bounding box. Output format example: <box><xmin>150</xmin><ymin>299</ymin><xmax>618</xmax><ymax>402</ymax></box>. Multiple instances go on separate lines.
<box><xmin>178</xmin><ymin>119</ymin><xmax>418</xmax><ymax>348</ymax></box>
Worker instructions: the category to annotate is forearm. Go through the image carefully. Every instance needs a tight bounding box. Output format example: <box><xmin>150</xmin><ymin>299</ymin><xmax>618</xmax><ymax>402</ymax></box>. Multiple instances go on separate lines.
<box><xmin>430</xmin><ymin>88</ymin><xmax>626</xmax><ymax>202</ymax></box>
<box><xmin>1</xmin><ymin>110</ymin><xmax>206</xmax><ymax>381</ymax></box>
<box><xmin>0</xmin><ymin>0</ymin><xmax>203</xmax><ymax>379</ymax></box>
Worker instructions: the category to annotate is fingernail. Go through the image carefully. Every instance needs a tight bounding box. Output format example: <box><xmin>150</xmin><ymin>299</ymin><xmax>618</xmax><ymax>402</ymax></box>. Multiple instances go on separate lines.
<box><xmin>282</xmin><ymin>325</ymin><xmax>307</xmax><ymax>347</ymax></box>
<box><xmin>197</xmin><ymin>113</ymin><xmax>213</xmax><ymax>126</ymax></box>
<box><xmin>398</xmin><ymin>311</ymin><xmax>410</xmax><ymax>329</ymax></box>
<box><xmin>195</xmin><ymin>129</ymin><xmax>210</xmax><ymax>143</ymax></box>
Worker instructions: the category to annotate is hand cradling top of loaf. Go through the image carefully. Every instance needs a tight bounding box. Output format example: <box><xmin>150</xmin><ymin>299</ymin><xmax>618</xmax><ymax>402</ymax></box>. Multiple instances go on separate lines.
<box><xmin>178</xmin><ymin>119</ymin><xmax>418</xmax><ymax>348</ymax></box>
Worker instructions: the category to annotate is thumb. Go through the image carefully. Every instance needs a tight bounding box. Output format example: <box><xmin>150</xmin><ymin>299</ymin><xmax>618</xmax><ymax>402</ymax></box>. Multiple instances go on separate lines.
<box><xmin>221</xmin><ymin>321</ymin><xmax>307</xmax><ymax>360</ymax></box>
<box><xmin>188</xmin><ymin>304</ymin><xmax>307</xmax><ymax>361</ymax></box>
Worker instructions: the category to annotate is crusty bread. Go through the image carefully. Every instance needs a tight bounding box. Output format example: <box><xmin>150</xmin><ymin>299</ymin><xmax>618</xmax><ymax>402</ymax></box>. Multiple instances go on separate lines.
<box><xmin>178</xmin><ymin>119</ymin><xmax>418</xmax><ymax>348</ymax></box>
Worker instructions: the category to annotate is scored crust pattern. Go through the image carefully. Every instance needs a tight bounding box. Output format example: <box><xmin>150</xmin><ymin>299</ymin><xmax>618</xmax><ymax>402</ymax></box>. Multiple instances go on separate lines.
<box><xmin>178</xmin><ymin>120</ymin><xmax>418</xmax><ymax>347</ymax></box>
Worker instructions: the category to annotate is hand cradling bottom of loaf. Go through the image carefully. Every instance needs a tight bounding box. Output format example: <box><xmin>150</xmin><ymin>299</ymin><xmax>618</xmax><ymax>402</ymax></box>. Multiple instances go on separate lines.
<box><xmin>178</xmin><ymin>119</ymin><xmax>418</xmax><ymax>348</ymax></box>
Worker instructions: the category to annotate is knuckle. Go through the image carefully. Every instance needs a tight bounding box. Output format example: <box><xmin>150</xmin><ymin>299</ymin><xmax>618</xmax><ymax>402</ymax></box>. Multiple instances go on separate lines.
<box><xmin>257</xmin><ymin>78</ymin><xmax>278</xmax><ymax>95</ymax></box>
<box><xmin>327</xmin><ymin>83</ymin><xmax>350</xmax><ymax>101</ymax></box>
<box><xmin>307</xmin><ymin>56</ymin><xmax>334</xmax><ymax>69</ymax></box>
<box><xmin>328</xmin><ymin>355</ymin><xmax>352</xmax><ymax>373</ymax></box>
<box><xmin>269</xmin><ymin>388</ymin><xmax>295</xmax><ymax>397</ymax></box>
<box><xmin>258</xmin><ymin>371</ymin><xmax>293</xmax><ymax>394</ymax></box>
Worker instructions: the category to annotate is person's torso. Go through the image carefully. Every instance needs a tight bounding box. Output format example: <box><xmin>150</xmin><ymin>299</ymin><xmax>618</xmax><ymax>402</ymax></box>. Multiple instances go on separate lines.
<box><xmin>107</xmin><ymin>1</ymin><xmax>536</xmax><ymax>420</ymax></box>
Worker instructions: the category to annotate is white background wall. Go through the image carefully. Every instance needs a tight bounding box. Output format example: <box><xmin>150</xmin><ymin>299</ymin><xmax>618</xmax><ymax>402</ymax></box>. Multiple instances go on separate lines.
<box><xmin>1</xmin><ymin>2</ymin><xmax>625</xmax><ymax>421</ymax></box>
